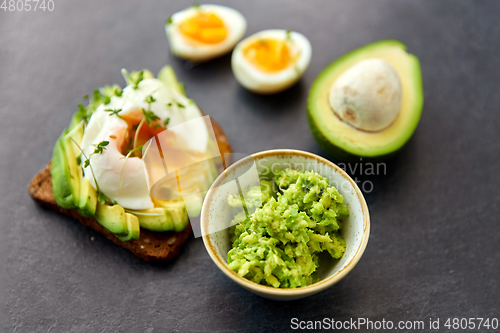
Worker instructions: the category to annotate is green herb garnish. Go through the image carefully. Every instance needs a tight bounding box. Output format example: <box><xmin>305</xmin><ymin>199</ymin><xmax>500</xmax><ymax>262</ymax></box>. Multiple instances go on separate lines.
<box><xmin>121</xmin><ymin>69</ymin><xmax>145</xmax><ymax>89</ymax></box>
<box><xmin>144</xmin><ymin>94</ymin><xmax>156</xmax><ymax>105</ymax></box>
<box><xmin>104</xmin><ymin>108</ymin><xmax>122</xmax><ymax>118</ymax></box>
<box><xmin>83</xmin><ymin>141</ymin><xmax>109</xmax><ymax>168</ymax></box>
<box><xmin>67</xmin><ymin>138</ymin><xmax>112</xmax><ymax>205</ymax></box>
<box><xmin>142</xmin><ymin>109</ymin><xmax>161</xmax><ymax>126</ymax></box>
<box><xmin>101</xmin><ymin>85</ymin><xmax>123</xmax><ymax>99</ymax></box>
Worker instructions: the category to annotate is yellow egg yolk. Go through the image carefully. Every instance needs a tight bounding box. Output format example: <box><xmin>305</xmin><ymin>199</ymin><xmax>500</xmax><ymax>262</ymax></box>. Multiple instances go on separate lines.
<box><xmin>178</xmin><ymin>12</ymin><xmax>227</xmax><ymax>44</ymax></box>
<box><xmin>243</xmin><ymin>39</ymin><xmax>295</xmax><ymax>73</ymax></box>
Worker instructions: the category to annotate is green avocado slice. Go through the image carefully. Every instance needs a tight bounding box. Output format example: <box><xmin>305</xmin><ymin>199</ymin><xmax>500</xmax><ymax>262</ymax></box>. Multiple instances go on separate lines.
<box><xmin>77</xmin><ymin>178</ymin><xmax>97</xmax><ymax>217</ymax></box>
<box><xmin>130</xmin><ymin>208</ymin><xmax>174</xmax><ymax>232</ymax></box>
<box><xmin>51</xmin><ymin>128</ymin><xmax>82</xmax><ymax>208</ymax></box>
<box><xmin>307</xmin><ymin>39</ymin><xmax>424</xmax><ymax>161</ymax></box>
<box><xmin>95</xmin><ymin>203</ymin><xmax>129</xmax><ymax>235</ymax></box>
<box><xmin>51</xmin><ymin>135</ymin><xmax>75</xmax><ymax>209</ymax></box>
<box><xmin>165</xmin><ymin>200</ymin><xmax>190</xmax><ymax>232</ymax></box>
<box><xmin>130</xmin><ymin>200</ymin><xmax>191</xmax><ymax>232</ymax></box>
<box><xmin>157</xmin><ymin>65</ymin><xmax>186</xmax><ymax>96</ymax></box>
<box><xmin>116</xmin><ymin>213</ymin><xmax>140</xmax><ymax>242</ymax></box>
<box><xmin>128</xmin><ymin>200</ymin><xmax>190</xmax><ymax>232</ymax></box>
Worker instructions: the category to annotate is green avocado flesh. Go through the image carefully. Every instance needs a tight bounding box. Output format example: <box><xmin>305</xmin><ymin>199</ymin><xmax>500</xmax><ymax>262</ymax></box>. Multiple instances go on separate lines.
<box><xmin>51</xmin><ymin>135</ymin><xmax>75</xmax><ymax>209</ymax></box>
<box><xmin>130</xmin><ymin>201</ymin><xmax>189</xmax><ymax>232</ymax></box>
<box><xmin>308</xmin><ymin>39</ymin><xmax>424</xmax><ymax>161</ymax></box>
<box><xmin>227</xmin><ymin>169</ymin><xmax>349</xmax><ymax>289</ymax></box>
<box><xmin>50</xmin><ymin>66</ymin><xmax>199</xmax><ymax>241</ymax></box>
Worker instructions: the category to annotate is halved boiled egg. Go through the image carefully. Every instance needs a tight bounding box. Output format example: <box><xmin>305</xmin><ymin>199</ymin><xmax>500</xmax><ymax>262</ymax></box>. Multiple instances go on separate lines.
<box><xmin>231</xmin><ymin>29</ymin><xmax>312</xmax><ymax>94</ymax></box>
<box><xmin>166</xmin><ymin>4</ymin><xmax>247</xmax><ymax>62</ymax></box>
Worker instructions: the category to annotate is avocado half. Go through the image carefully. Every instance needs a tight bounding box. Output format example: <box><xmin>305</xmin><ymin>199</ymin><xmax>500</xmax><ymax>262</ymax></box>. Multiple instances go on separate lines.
<box><xmin>307</xmin><ymin>40</ymin><xmax>423</xmax><ymax>161</ymax></box>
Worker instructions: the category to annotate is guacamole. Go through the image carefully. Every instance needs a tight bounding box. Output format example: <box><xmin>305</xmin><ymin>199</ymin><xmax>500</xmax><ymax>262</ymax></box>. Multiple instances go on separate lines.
<box><xmin>227</xmin><ymin>168</ymin><xmax>349</xmax><ymax>288</ymax></box>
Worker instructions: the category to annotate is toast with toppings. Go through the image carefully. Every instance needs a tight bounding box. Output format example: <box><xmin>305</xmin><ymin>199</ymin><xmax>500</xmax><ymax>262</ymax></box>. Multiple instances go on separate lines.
<box><xmin>28</xmin><ymin>67</ymin><xmax>231</xmax><ymax>263</ymax></box>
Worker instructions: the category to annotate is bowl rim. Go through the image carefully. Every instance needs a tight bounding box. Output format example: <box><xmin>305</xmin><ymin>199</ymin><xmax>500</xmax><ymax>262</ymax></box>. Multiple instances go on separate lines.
<box><xmin>201</xmin><ymin>149</ymin><xmax>370</xmax><ymax>297</ymax></box>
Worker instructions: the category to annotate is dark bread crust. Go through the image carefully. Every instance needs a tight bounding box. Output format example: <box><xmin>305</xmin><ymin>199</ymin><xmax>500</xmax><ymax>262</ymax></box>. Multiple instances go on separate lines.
<box><xmin>28</xmin><ymin>119</ymin><xmax>231</xmax><ymax>263</ymax></box>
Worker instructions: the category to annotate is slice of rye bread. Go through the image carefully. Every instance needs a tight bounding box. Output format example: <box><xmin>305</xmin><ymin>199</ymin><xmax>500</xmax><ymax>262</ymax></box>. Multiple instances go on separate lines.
<box><xmin>28</xmin><ymin>119</ymin><xmax>231</xmax><ymax>263</ymax></box>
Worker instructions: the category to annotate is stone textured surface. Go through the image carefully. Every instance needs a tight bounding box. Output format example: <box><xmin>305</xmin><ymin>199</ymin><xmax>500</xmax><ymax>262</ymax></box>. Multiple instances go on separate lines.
<box><xmin>1</xmin><ymin>0</ymin><xmax>500</xmax><ymax>332</ymax></box>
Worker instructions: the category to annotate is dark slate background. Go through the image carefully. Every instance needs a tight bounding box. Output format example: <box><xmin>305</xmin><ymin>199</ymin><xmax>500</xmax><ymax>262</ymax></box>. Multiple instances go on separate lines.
<box><xmin>1</xmin><ymin>0</ymin><xmax>499</xmax><ymax>332</ymax></box>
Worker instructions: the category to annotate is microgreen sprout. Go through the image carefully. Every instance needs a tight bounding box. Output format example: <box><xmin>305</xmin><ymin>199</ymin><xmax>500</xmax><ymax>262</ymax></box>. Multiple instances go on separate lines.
<box><xmin>144</xmin><ymin>94</ymin><xmax>156</xmax><ymax>105</ymax></box>
<box><xmin>104</xmin><ymin>108</ymin><xmax>123</xmax><ymax>118</ymax></box>
<box><xmin>141</xmin><ymin>109</ymin><xmax>161</xmax><ymax>126</ymax></box>
<box><xmin>84</xmin><ymin>141</ymin><xmax>109</xmax><ymax>168</ymax></box>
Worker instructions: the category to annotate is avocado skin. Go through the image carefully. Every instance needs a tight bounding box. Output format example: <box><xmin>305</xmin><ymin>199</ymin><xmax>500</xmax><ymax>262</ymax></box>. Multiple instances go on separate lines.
<box><xmin>51</xmin><ymin>135</ymin><xmax>76</xmax><ymax>209</ymax></box>
<box><xmin>307</xmin><ymin>111</ymin><xmax>401</xmax><ymax>163</ymax></box>
<box><xmin>307</xmin><ymin>39</ymin><xmax>423</xmax><ymax>162</ymax></box>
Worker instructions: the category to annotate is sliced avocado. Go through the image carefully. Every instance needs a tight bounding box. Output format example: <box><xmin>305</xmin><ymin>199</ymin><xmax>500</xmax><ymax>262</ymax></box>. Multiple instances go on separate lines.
<box><xmin>51</xmin><ymin>136</ymin><xmax>75</xmax><ymax>209</ymax></box>
<box><xmin>135</xmin><ymin>200</ymin><xmax>189</xmax><ymax>232</ymax></box>
<box><xmin>69</xmin><ymin>112</ymin><xmax>84</xmax><ymax>131</ymax></box>
<box><xmin>308</xmin><ymin>40</ymin><xmax>423</xmax><ymax>161</ymax></box>
<box><xmin>157</xmin><ymin>65</ymin><xmax>186</xmax><ymax>96</ymax></box>
<box><xmin>130</xmin><ymin>208</ymin><xmax>174</xmax><ymax>232</ymax></box>
<box><xmin>61</xmin><ymin>130</ymin><xmax>82</xmax><ymax>206</ymax></box>
<box><xmin>182</xmin><ymin>194</ymin><xmax>203</xmax><ymax>220</ymax></box>
<box><xmin>116</xmin><ymin>213</ymin><xmax>140</xmax><ymax>242</ymax></box>
<box><xmin>50</xmin><ymin>128</ymin><xmax>82</xmax><ymax>208</ymax></box>
<box><xmin>67</xmin><ymin>124</ymin><xmax>98</xmax><ymax>217</ymax></box>
<box><xmin>121</xmin><ymin>69</ymin><xmax>155</xmax><ymax>87</ymax></box>
<box><xmin>100</xmin><ymin>84</ymin><xmax>123</xmax><ymax>100</ymax></box>
<box><xmin>95</xmin><ymin>203</ymin><xmax>128</xmax><ymax>235</ymax></box>
<box><xmin>77</xmin><ymin>178</ymin><xmax>97</xmax><ymax>217</ymax></box>
<box><xmin>164</xmin><ymin>200</ymin><xmax>189</xmax><ymax>232</ymax></box>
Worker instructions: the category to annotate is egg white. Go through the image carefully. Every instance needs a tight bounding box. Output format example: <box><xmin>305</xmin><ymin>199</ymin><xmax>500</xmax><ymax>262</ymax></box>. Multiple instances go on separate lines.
<box><xmin>231</xmin><ymin>29</ymin><xmax>312</xmax><ymax>94</ymax></box>
<box><xmin>166</xmin><ymin>4</ymin><xmax>247</xmax><ymax>62</ymax></box>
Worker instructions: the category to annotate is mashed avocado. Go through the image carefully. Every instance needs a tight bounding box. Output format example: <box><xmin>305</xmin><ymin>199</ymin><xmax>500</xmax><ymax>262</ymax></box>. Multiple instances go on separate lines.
<box><xmin>227</xmin><ymin>168</ymin><xmax>349</xmax><ymax>288</ymax></box>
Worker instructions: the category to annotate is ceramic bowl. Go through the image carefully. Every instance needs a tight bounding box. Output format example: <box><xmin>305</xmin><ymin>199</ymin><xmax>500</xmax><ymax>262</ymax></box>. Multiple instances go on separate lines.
<box><xmin>201</xmin><ymin>149</ymin><xmax>370</xmax><ymax>300</ymax></box>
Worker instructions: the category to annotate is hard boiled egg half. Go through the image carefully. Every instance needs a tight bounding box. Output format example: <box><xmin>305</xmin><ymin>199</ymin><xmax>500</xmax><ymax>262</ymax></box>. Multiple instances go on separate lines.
<box><xmin>231</xmin><ymin>29</ymin><xmax>312</xmax><ymax>94</ymax></box>
<box><xmin>166</xmin><ymin>4</ymin><xmax>247</xmax><ymax>62</ymax></box>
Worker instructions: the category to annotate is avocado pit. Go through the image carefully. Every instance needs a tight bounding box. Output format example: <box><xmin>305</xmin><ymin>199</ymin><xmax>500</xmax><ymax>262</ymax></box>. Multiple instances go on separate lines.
<box><xmin>329</xmin><ymin>58</ymin><xmax>402</xmax><ymax>132</ymax></box>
